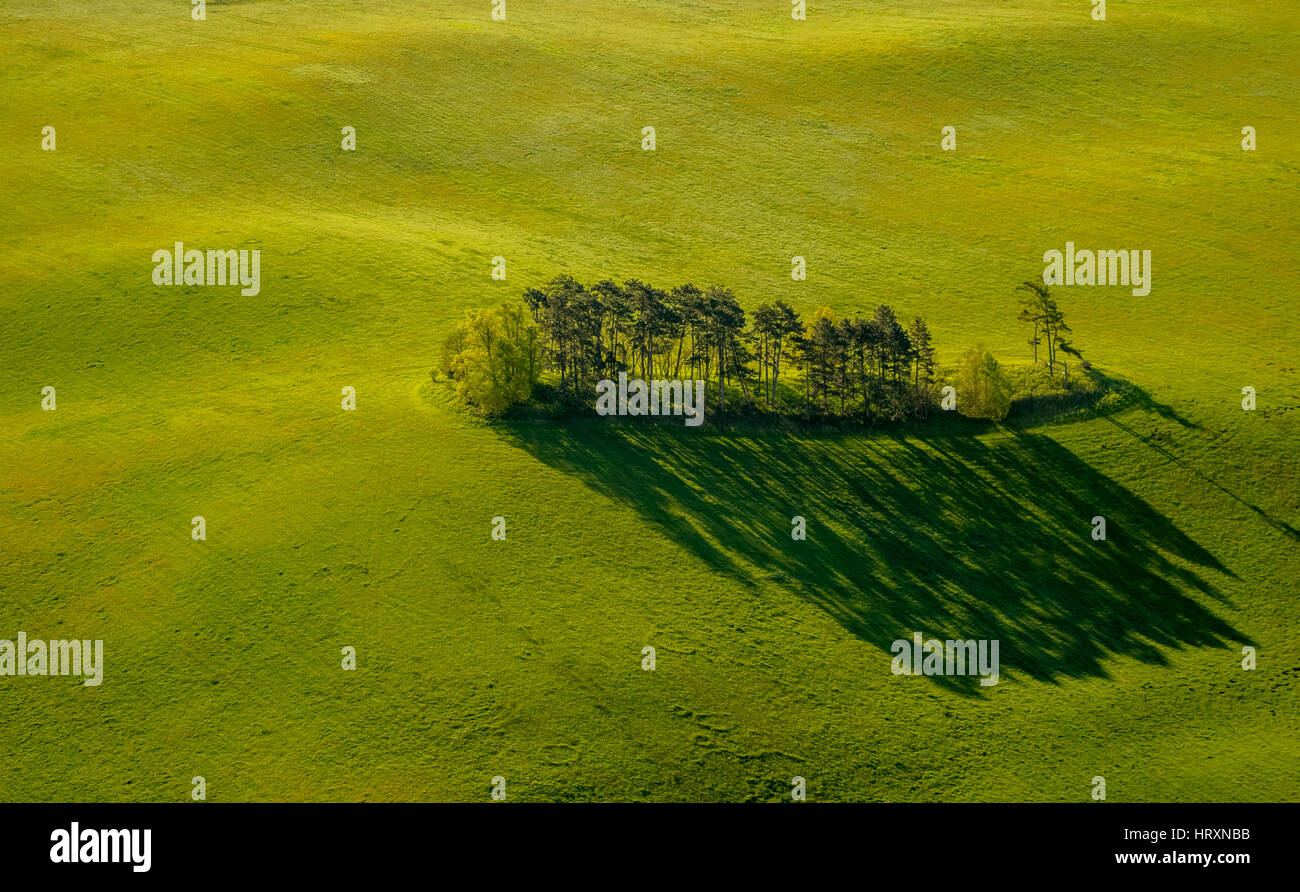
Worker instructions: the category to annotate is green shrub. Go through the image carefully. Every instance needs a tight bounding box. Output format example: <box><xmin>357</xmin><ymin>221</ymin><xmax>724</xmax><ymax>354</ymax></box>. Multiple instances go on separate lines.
<box><xmin>443</xmin><ymin>303</ymin><xmax>541</xmax><ymax>415</ymax></box>
<box><xmin>955</xmin><ymin>345</ymin><xmax>1012</xmax><ymax>423</ymax></box>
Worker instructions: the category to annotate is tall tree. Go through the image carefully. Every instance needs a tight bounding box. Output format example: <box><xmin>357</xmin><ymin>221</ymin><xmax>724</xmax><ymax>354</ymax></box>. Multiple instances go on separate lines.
<box><xmin>1017</xmin><ymin>281</ymin><xmax>1070</xmax><ymax>376</ymax></box>
<box><xmin>751</xmin><ymin>303</ymin><xmax>778</xmax><ymax>406</ymax></box>
<box><xmin>1016</xmin><ymin>281</ymin><xmax>1044</xmax><ymax>366</ymax></box>
<box><xmin>808</xmin><ymin>312</ymin><xmax>838</xmax><ymax>413</ymax></box>
<box><xmin>908</xmin><ymin>316</ymin><xmax>935</xmax><ymax>419</ymax></box>
<box><xmin>590</xmin><ymin>279</ymin><xmax>629</xmax><ymax>379</ymax></box>
<box><xmin>701</xmin><ymin>286</ymin><xmax>745</xmax><ymax>414</ymax></box>
<box><xmin>771</xmin><ymin>300</ymin><xmax>802</xmax><ymax>410</ymax></box>
<box><xmin>539</xmin><ymin>275</ymin><xmax>585</xmax><ymax>393</ymax></box>
<box><xmin>668</xmin><ymin>284</ymin><xmax>701</xmax><ymax>378</ymax></box>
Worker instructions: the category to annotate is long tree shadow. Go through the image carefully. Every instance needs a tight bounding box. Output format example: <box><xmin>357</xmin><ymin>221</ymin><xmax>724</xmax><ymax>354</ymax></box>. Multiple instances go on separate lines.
<box><xmin>1097</xmin><ymin>413</ymin><xmax>1300</xmax><ymax>543</ymax></box>
<box><xmin>502</xmin><ymin>420</ymin><xmax>1247</xmax><ymax>696</ymax></box>
<box><xmin>1017</xmin><ymin>371</ymin><xmax>1296</xmax><ymax>541</ymax></box>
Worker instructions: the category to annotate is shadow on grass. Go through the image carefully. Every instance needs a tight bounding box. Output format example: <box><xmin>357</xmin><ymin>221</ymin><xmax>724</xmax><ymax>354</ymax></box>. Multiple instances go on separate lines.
<box><xmin>501</xmin><ymin>419</ymin><xmax>1246</xmax><ymax>695</ymax></box>
<box><xmin>1007</xmin><ymin>367</ymin><xmax>1204</xmax><ymax>430</ymax></box>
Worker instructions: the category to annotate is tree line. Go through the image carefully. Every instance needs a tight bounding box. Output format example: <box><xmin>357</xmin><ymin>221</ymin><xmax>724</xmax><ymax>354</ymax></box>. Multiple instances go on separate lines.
<box><xmin>514</xmin><ymin>275</ymin><xmax>938</xmax><ymax>420</ymax></box>
<box><xmin>440</xmin><ymin>275</ymin><xmax>1080</xmax><ymax>425</ymax></box>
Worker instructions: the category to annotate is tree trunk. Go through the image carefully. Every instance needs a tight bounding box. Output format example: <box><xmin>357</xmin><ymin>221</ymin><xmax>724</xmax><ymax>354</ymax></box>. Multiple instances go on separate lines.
<box><xmin>718</xmin><ymin>340</ymin><xmax>726</xmax><ymax>413</ymax></box>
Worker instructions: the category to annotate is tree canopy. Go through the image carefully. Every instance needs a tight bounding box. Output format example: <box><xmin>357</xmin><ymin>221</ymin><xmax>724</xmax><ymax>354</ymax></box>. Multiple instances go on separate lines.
<box><xmin>441</xmin><ymin>302</ymin><xmax>541</xmax><ymax>415</ymax></box>
<box><xmin>955</xmin><ymin>344</ymin><xmax>1012</xmax><ymax>423</ymax></box>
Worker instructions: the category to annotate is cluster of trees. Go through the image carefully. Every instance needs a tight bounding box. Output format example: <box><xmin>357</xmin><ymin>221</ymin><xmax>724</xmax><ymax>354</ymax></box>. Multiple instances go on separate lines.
<box><xmin>440</xmin><ymin>275</ymin><xmax>1084</xmax><ymax>426</ymax></box>
<box><xmin>517</xmin><ymin>275</ymin><xmax>939</xmax><ymax>420</ymax></box>
<box><xmin>439</xmin><ymin>302</ymin><xmax>541</xmax><ymax>415</ymax></box>
<box><xmin>1017</xmin><ymin>281</ymin><xmax>1084</xmax><ymax>383</ymax></box>
<box><xmin>955</xmin><ymin>345</ymin><xmax>1012</xmax><ymax>423</ymax></box>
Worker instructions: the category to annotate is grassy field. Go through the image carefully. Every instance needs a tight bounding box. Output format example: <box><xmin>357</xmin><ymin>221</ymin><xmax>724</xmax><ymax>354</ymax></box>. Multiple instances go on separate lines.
<box><xmin>0</xmin><ymin>0</ymin><xmax>1296</xmax><ymax>801</ymax></box>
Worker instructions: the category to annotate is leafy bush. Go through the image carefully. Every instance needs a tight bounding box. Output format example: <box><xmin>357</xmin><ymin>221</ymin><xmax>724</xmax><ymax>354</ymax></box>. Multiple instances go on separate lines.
<box><xmin>955</xmin><ymin>345</ymin><xmax>1012</xmax><ymax>423</ymax></box>
<box><xmin>442</xmin><ymin>303</ymin><xmax>541</xmax><ymax>416</ymax></box>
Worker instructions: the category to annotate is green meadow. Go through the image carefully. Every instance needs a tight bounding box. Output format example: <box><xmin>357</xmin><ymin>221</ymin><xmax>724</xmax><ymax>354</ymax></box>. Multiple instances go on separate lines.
<box><xmin>0</xmin><ymin>0</ymin><xmax>1296</xmax><ymax>801</ymax></box>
